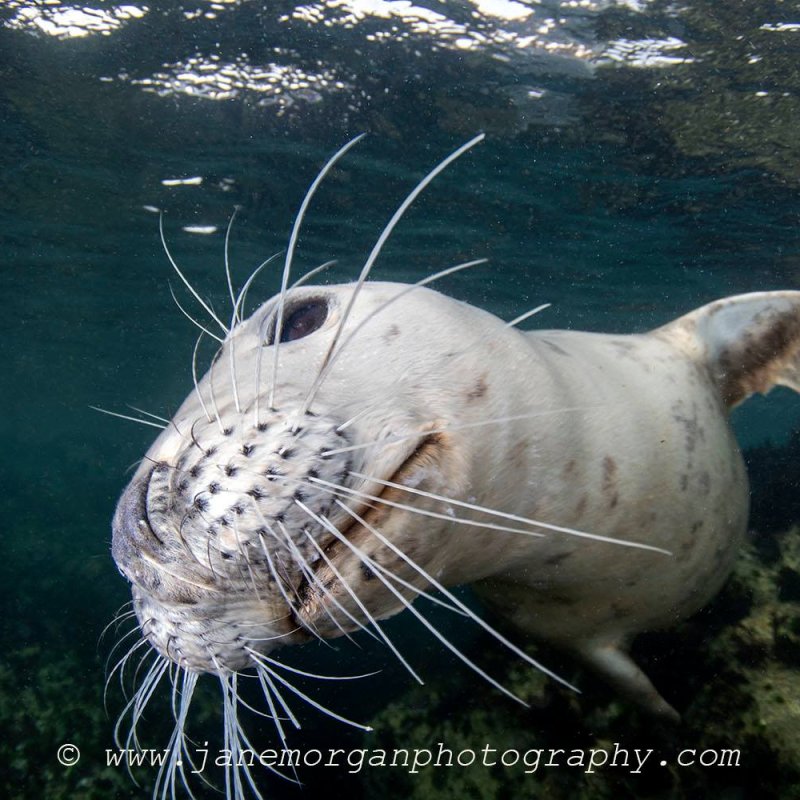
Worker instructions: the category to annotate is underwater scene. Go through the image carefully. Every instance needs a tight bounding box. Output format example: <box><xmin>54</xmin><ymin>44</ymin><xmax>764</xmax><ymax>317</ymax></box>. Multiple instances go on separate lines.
<box><xmin>2</xmin><ymin>0</ymin><xmax>800</xmax><ymax>798</ymax></box>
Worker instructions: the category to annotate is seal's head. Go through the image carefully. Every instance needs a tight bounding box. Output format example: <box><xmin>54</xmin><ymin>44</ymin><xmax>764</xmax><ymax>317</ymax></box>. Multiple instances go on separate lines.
<box><xmin>111</xmin><ymin>280</ymin><xmax>513</xmax><ymax>676</ymax></box>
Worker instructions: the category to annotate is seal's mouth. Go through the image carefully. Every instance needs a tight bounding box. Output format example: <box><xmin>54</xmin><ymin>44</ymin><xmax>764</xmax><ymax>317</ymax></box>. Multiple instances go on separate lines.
<box><xmin>294</xmin><ymin>432</ymin><xmax>445</xmax><ymax>628</ymax></box>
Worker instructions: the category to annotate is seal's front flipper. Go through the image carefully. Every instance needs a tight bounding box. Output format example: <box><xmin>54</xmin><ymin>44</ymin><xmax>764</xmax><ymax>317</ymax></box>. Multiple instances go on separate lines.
<box><xmin>577</xmin><ymin>639</ymin><xmax>680</xmax><ymax>722</ymax></box>
<box><xmin>659</xmin><ymin>290</ymin><xmax>800</xmax><ymax>408</ymax></box>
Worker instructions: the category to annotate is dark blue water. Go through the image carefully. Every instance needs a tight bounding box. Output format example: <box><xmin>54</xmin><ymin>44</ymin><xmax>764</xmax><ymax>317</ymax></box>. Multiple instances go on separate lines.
<box><xmin>2</xmin><ymin>1</ymin><xmax>800</xmax><ymax>798</ymax></box>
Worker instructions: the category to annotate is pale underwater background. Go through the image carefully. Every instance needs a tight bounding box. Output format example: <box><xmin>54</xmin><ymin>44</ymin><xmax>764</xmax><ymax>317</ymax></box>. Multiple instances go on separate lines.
<box><xmin>2</xmin><ymin>0</ymin><xmax>800</xmax><ymax>798</ymax></box>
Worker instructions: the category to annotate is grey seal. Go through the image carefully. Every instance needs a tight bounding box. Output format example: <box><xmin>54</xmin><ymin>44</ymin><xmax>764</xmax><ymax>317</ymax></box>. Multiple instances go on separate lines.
<box><xmin>108</xmin><ymin>135</ymin><xmax>800</xmax><ymax>796</ymax></box>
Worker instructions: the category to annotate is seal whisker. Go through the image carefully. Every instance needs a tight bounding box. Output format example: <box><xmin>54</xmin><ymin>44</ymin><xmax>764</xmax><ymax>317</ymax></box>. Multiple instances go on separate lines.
<box><xmin>304</xmin><ymin>135</ymin><xmax>484</xmax><ymax>409</ymax></box>
<box><xmin>130</xmin><ymin>628</ymin><xmax>160</xmax><ymax>689</ymax></box>
<box><xmin>99</xmin><ymin>603</ymin><xmax>136</xmax><ymax>642</ymax></box>
<box><xmin>169</xmin><ymin>281</ymin><xmax>225</xmax><ymax>344</ymax></box>
<box><xmin>249</xmin><ymin>257</ymin><xmax>343</xmax><ymax>425</ymax></box>
<box><xmin>250</xmin><ymin>516</ymin><xmax>328</xmax><ymax>643</ymax></box>
<box><xmin>233</xmin><ymin>251</ymin><xmax>282</xmax><ymax>327</ymax></box>
<box><xmin>306</xmin><ymin>474</ymin><xmax>545</xmax><ymax>538</ymax></box>
<box><xmin>303</xmin><ymin>133</ymin><xmax>484</xmax><ymax>409</ymax></box>
<box><xmin>251</xmin><ymin>662</ymin><xmax>303</xmax><ymax>785</ymax></box>
<box><xmin>104</xmin><ymin>621</ymin><xmax>145</xmax><ymax>680</ymax></box>
<box><xmin>505</xmin><ymin>302</ymin><xmax>552</xmax><ymax>329</ymax></box>
<box><xmin>268</xmin><ymin>134</ymin><xmax>367</xmax><ymax>412</ymax></box>
<box><xmin>246</xmin><ymin>647</ymin><xmax>380</xmax><ymax>682</ymax></box>
<box><xmin>253</xmin><ymin>525</ymin><xmax>318</xmax><ymax>640</ymax></box>
<box><xmin>116</xmin><ymin>653</ymin><xmax>169</xmax><ymax>757</ymax></box>
<box><xmin>275</xmin><ymin>519</ymin><xmax>366</xmax><ymax>643</ymax></box>
<box><xmin>289</xmin><ymin>258</ymin><xmax>337</xmax><ymax>291</ymax></box>
<box><xmin>105</xmin><ymin>634</ymin><xmax>150</xmax><ymax>710</ymax></box>
<box><xmin>299</xmin><ymin>258</ymin><xmax>487</xmax><ymax>416</ymax></box>
<box><xmin>322</xmin><ymin>406</ymin><xmax>605</xmax><ymax>458</ymax></box>
<box><xmin>299</xmin><ymin>515</ymin><xmax>424</xmax><ymax>684</ymax></box>
<box><xmin>90</xmin><ymin>405</ymin><xmax>167</xmax><ymax>430</ymax></box>
<box><xmin>335</xmin><ymin>405</ymin><xmax>372</xmax><ymax>433</ymax></box>
<box><xmin>316</xmin><ymin>509</ymin><xmax>530</xmax><ymax>707</ymax></box>
<box><xmin>154</xmin><ymin>668</ymin><xmax>200</xmax><ymax>800</ymax></box>
<box><xmin>294</xmin><ymin>499</ymin><xmax>465</xmax><ymax>616</ymax></box>
<box><xmin>247</xmin><ymin>648</ymin><xmax>373</xmax><ymax>732</ymax></box>
<box><xmin>141</xmin><ymin>550</ymin><xmax>223</xmax><ymax>593</ymax></box>
<box><xmin>215</xmin><ymin>668</ymin><xmax>270</xmax><ymax>799</ymax></box>
<box><xmin>349</xmin><ymin>470</ymin><xmax>673</xmax><ymax>555</ymax></box>
<box><xmin>227</xmin><ymin>321</ymin><xmax>242</xmax><ymax>417</ymax></box>
<box><xmin>336</xmin><ymin>500</ymin><xmax>579</xmax><ymax>692</ymax></box>
<box><xmin>191</xmin><ymin>334</ymin><xmax>215</xmax><ymax>425</ymax></box>
<box><xmin>125</xmin><ymin>404</ymin><xmax>172</xmax><ymax>425</ymax></box>
<box><xmin>207</xmin><ymin>346</ymin><xmax>227</xmax><ymax>435</ymax></box>
<box><xmin>224</xmin><ymin>206</ymin><xmax>241</xmax><ymax>325</ymax></box>
<box><xmin>159</xmin><ymin>212</ymin><xmax>230</xmax><ymax>335</ymax></box>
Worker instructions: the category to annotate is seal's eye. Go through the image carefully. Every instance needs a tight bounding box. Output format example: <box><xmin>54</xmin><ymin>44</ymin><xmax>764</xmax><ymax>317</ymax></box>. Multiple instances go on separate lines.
<box><xmin>269</xmin><ymin>301</ymin><xmax>328</xmax><ymax>345</ymax></box>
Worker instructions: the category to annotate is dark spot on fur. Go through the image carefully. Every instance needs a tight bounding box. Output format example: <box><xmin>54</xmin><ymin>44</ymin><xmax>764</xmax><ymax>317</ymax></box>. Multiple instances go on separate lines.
<box><xmin>383</xmin><ymin>324</ymin><xmax>400</xmax><ymax>342</ymax></box>
<box><xmin>274</xmin><ymin>512</ymin><xmax>286</xmax><ymax>524</ymax></box>
<box><xmin>562</xmin><ymin>460</ymin><xmax>576</xmax><ymax>477</ymax></box>
<box><xmin>242</xmin><ymin>444</ymin><xmax>255</xmax><ymax>457</ymax></box>
<box><xmin>224</xmin><ymin>464</ymin><xmax>238</xmax><ymax>477</ymax></box>
<box><xmin>257</xmin><ymin>422</ymin><xmax>269</xmax><ymax>432</ymax></box>
<box><xmin>177</xmin><ymin>480</ymin><xmax>189</xmax><ymax>494</ymax></box>
<box><xmin>205</xmin><ymin>446</ymin><xmax>217</xmax><ymax>458</ymax></box>
<box><xmin>360</xmin><ymin>562</ymin><xmax>375</xmax><ymax>581</ymax></box>
<box><xmin>293</xmin><ymin>489</ymin><xmax>307</xmax><ymax>502</ymax></box>
<box><xmin>209</xmin><ymin>481</ymin><xmax>220</xmax><ymax>494</ymax></box>
<box><xmin>541</xmin><ymin>339</ymin><xmax>570</xmax><ymax>356</ymax></box>
<box><xmin>223</xmin><ymin>427</ymin><xmax>233</xmax><ymax>437</ymax></box>
<box><xmin>279</xmin><ymin>449</ymin><xmax>294</xmax><ymax>460</ymax></box>
<box><xmin>189</xmin><ymin>465</ymin><xmax>202</xmax><ymax>478</ymax></box>
<box><xmin>509</xmin><ymin>438</ymin><xmax>529</xmax><ymax>470</ymax></box>
<box><xmin>248</xmin><ymin>486</ymin><xmax>265</xmax><ymax>500</ymax></box>
<box><xmin>601</xmin><ymin>456</ymin><xmax>618</xmax><ymax>507</ymax></box>
<box><xmin>466</xmin><ymin>376</ymin><xmax>488</xmax><ymax>401</ymax></box>
<box><xmin>193</xmin><ymin>496</ymin><xmax>209</xmax><ymax>512</ymax></box>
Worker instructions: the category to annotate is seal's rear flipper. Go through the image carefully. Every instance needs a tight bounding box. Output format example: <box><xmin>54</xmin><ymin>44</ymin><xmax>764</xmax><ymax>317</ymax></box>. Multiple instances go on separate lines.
<box><xmin>658</xmin><ymin>291</ymin><xmax>800</xmax><ymax>408</ymax></box>
<box><xmin>577</xmin><ymin>639</ymin><xmax>680</xmax><ymax>722</ymax></box>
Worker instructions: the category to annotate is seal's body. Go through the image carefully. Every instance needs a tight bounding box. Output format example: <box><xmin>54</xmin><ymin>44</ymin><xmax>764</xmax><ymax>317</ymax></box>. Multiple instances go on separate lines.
<box><xmin>112</xmin><ymin>279</ymin><xmax>800</xmax><ymax>722</ymax></box>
